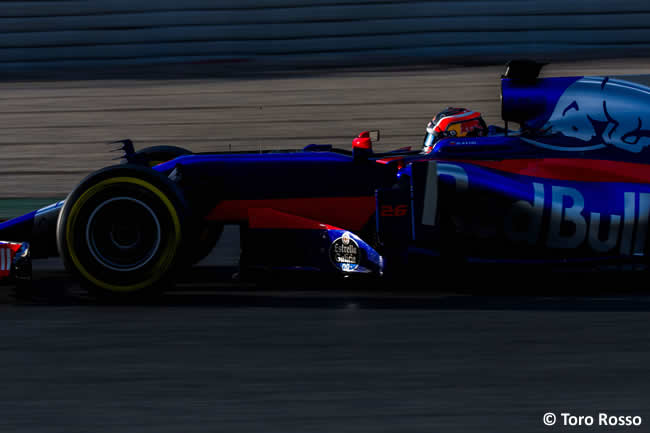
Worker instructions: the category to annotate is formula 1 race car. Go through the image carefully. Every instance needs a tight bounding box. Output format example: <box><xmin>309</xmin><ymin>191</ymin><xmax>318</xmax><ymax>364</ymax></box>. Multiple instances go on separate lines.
<box><xmin>2</xmin><ymin>60</ymin><xmax>650</xmax><ymax>298</ymax></box>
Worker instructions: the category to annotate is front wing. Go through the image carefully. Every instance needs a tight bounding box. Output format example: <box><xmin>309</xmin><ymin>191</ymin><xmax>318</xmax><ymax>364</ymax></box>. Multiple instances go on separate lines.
<box><xmin>0</xmin><ymin>241</ymin><xmax>31</xmax><ymax>284</ymax></box>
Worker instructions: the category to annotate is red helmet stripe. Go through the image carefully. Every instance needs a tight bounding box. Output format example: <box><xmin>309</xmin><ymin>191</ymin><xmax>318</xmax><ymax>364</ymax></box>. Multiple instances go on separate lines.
<box><xmin>433</xmin><ymin>111</ymin><xmax>482</xmax><ymax>133</ymax></box>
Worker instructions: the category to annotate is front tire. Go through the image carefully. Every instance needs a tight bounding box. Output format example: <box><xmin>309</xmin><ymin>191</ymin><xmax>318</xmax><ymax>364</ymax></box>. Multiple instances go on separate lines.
<box><xmin>189</xmin><ymin>223</ymin><xmax>223</xmax><ymax>266</ymax></box>
<box><xmin>56</xmin><ymin>165</ymin><xmax>188</xmax><ymax>298</ymax></box>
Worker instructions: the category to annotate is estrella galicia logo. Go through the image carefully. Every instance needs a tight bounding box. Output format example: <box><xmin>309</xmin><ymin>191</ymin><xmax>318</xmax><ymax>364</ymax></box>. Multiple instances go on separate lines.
<box><xmin>329</xmin><ymin>232</ymin><xmax>360</xmax><ymax>272</ymax></box>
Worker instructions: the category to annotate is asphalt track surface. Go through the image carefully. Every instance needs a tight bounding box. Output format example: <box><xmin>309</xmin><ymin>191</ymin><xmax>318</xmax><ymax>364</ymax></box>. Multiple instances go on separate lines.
<box><xmin>3</xmin><ymin>60</ymin><xmax>650</xmax><ymax>432</ymax></box>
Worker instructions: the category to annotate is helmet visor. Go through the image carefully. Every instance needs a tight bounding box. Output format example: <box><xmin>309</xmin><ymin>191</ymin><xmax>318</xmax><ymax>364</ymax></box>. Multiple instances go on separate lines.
<box><xmin>422</xmin><ymin>120</ymin><xmax>438</xmax><ymax>153</ymax></box>
<box><xmin>423</xmin><ymin>132</ymin><xmax>436</xmax><ymax>151</ymax></box>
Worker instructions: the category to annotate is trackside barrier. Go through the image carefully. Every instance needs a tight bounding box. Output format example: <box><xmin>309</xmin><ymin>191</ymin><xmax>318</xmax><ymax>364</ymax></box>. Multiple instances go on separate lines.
<box><xmin>2</xmin><ymin>0</ymin><xmax>650</xmax><ymax>71</ymax></box>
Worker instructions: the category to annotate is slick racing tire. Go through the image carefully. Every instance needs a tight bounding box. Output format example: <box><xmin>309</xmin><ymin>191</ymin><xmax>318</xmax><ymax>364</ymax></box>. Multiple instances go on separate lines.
<box><xmin>189</xmin><ymin>223</ymin><xmax>223</xmax><ymax>266</ymax></box>
<box><xmin>129</xmin><ymin>146</ymin><xmax>222</xmax><ymax>266</ymax></box>
<box><xmin>132</xmin><ymin>145</ymin><xmax>191</xmax><ymax>167</ymax></box>
<box><xmin>56</xmin><ymin>164</ymin><xmax>189</xmax><ymax>299</ymax></box>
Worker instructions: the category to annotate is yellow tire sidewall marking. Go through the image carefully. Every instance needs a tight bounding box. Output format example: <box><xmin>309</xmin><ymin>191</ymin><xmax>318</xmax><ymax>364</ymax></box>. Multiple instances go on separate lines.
<box><xmin>65</xmin><ymin>176</ymin><xmax>182</xmax><ymax>292</ymax></box>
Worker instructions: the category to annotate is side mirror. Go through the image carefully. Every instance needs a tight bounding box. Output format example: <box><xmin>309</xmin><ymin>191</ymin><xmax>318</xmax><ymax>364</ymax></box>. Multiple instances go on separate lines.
<box><xmin>369</xmin><ymin>130</ymin><xmax>380</xmax><ymax>142</ymax></box>
<box><xmin>352</xmin><ymin>131</ymin><xmax>374</xmax><ymax>161</ymax></box>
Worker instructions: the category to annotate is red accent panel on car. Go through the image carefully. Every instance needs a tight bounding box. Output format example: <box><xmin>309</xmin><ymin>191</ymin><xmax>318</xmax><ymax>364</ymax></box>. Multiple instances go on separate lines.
<box><xmin>375</xmin><ymin>156</ymin><xmax>407</xmax><ymax>170</ymax></box>
<box><xmin>461</xmin><ymin>158</ymin><xmax>650</xmax><ymax>184</ymax></box>
<box><xmin>248</xmin><ymin>208</ymin><xmax>341</xmax><ymax>230</ymax></box>
<box><xmin>375</xmin><ymin>156</ymin><xmax>403</xmax><ymax>165</ymax></box>
<box><xmin>206</xmin><ymin>196</ymin><xmax>376</xmax><ymax>231</ymax></box>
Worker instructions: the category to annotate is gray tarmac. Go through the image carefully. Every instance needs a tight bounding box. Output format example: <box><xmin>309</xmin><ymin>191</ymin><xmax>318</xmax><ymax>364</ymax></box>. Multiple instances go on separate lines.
<box><xmin>3</xmin><ymin>59</ymin><xmax>650</xmax><ymax>432</ymax></box>
<box><xmin>2</xmin><ymin>223</ymin><xmax>650</xmax><ymax>433</ymax></box>
<box><xmin>3</xmin><ymin>298</ymin><xmax>650</xmax><ymax>433</ymax></box>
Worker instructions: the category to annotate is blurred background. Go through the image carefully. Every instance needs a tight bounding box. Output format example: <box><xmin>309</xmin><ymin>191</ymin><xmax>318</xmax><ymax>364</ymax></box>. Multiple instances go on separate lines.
<box><xmin>2</xmin><ymin>0</ymin><xmax>650</xmax><ymax>207</ymax></box>
<box><xmin>5</xmin><ymin>0</ymin><xmax>650</xmax><ymax>72</ymax></box>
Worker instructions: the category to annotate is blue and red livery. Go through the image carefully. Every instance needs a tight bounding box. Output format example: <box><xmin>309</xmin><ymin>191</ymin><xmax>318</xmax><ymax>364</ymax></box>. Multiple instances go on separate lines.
<box><xmin>2</xmin><ymin>61</ymin><xmax>650</xmax><ymax>295</ymax></box>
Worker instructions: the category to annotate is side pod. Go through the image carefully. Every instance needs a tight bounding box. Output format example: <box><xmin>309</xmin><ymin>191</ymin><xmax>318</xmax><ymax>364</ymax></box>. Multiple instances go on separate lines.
<box><xmin>375</xmin><ymin>160</ymin><xmax>439</xmax><ymax>272</ymax></box>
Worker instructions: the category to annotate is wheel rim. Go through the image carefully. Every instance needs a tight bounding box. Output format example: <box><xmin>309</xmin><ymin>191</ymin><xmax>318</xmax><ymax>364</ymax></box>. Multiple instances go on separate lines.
<box><xmin>85</xmin><ymin>197</ymin><xmax>162</xmax><ymax>272</ymax></box>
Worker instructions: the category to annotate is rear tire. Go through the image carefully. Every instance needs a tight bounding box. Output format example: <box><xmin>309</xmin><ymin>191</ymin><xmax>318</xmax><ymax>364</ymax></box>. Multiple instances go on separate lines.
<box><xmin>56</xmin><ymin>164</ymin><xmax>188</xmax><ymax>299</ymax></box>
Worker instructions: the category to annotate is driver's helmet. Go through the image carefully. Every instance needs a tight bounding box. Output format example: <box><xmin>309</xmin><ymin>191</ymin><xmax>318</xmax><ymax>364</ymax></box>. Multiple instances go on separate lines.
<box><xmin>422</xmin><ymin>107</ymin><xmax>488</xmax><ymax>153</ymax></box>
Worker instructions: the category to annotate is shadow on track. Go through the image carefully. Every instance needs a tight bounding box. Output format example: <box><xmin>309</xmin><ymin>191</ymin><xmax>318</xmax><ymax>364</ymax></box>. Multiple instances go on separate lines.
<box><xmin>10</xmin><ymin>264</ymin><xmax>650</xmax><ymax>312</ymax></box>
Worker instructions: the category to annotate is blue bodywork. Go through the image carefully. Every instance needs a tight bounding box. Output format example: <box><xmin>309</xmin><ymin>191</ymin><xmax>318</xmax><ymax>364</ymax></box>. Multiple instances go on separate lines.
<box><xmin>3</xmin><ymin>66</ymin><xmax>650</xmax><ymax>277</ymax></box>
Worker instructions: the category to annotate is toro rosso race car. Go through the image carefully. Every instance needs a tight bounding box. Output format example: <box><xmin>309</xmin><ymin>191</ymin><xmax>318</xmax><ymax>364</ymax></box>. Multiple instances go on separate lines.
<box><xmin>2</xmin><ymin>60</ymin><xmax>650</xmax><ymax>297</ymax></box>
